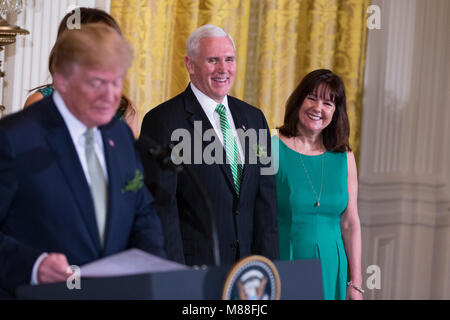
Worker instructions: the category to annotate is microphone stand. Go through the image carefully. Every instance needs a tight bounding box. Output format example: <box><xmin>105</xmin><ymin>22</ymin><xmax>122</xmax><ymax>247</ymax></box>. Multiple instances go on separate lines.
<box><xmin>137</xmin><ymin>137</ymin><xmax>221</xmax><ymax>267</ymax></box>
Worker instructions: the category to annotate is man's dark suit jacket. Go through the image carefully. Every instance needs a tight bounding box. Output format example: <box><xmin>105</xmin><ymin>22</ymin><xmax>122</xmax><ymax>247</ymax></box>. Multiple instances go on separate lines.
<box><xmin>0</xmin><ymin>96</ymin><xmax>165</xmax><ymax>296</ymax></box>
<box><xmin>139</xmin><ymin>85</ymin><xmax>279</xmax><ymax>267</ymax></box>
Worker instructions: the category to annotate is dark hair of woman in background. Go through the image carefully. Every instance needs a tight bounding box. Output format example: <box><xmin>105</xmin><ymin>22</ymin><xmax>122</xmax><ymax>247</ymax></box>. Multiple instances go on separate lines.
<box><xmin>24</xmin><ymin>7</ymin><xmax>138</xmax><ymax>137</ymax></box>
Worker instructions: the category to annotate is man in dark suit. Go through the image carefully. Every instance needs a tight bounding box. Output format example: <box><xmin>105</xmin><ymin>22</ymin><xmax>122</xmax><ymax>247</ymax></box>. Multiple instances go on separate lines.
<box><xmin>139</xmin><ymin>24</ymin><xmax>278</xmax><ymax>267</ymax></box>
<box><xmin>0</xmin><ymin>24</ymin><xmax>165</xmax><ymax>297</ymax></box>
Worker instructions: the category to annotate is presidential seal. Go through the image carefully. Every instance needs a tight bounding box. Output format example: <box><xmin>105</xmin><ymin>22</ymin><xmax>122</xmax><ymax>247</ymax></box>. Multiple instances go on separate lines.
<box><xmin>222</xmin><ymin>255</ymin><xmax>281</xmax><ymax>300</ymax></box>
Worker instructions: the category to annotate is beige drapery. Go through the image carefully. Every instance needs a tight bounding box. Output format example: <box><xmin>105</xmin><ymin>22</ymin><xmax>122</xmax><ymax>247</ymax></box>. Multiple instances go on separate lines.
<box><xmin>111</xmin><ymin>0</ymin><xmax>369</xmax><ymax>160</ymax></box>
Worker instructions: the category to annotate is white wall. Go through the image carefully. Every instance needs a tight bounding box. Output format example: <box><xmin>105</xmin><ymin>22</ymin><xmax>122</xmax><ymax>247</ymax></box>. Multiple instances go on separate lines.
<box><xmin>0</xmin><ymin>0</ymin><xmax>110</xmax><ymax>117</ymax></box>
<box><xmin>360</xmin><ymin>0</ymin><xmax>450</xmax><ymax>299</ymax></box>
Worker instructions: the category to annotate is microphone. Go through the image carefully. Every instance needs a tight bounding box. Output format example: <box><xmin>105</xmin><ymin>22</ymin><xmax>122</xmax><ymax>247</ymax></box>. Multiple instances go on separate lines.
<box><xmin>136</xmin><ymin>135</ymin><xmax>221</xmax><ymax>267</ymax></box>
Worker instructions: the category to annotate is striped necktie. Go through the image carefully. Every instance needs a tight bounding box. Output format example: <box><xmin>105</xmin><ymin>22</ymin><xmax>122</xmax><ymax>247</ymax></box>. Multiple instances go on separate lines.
<box><xmin>84</xmin><ymin>128</ymin><xmax>108</xmax><ymax>246</ymax></box>
<box><xmin>215</xmin><ymin>104</ymin><xmax>243</xmax><ymax>195</ymax></box>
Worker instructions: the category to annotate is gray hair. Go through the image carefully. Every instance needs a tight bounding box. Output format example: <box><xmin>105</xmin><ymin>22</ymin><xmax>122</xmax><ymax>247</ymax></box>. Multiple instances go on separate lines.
<box><xmin>186</xmin><ymin>24</ymin><xmax>235</xmax><ymax>58</ymax></box>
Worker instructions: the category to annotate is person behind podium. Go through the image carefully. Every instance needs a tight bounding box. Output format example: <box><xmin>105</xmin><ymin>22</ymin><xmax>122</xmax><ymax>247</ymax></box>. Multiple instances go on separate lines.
<box><xmin>0</xmin><ymin>24</ymin><xmax>165</xmax><ymax>298</ymax></box>
<box><xmin>23</xmin><ymin>7</ymin><xmax>139</xmax><ymax>138</ymax></box>
<box><xmin>139</xmin><ymin>24</ymin><xmax>279</xmax><ymax>267</ymax></box>
<box><xmin>273</xmin><ymin>69</ymin><xmax>363</xmax><ymax>299</ymax></box>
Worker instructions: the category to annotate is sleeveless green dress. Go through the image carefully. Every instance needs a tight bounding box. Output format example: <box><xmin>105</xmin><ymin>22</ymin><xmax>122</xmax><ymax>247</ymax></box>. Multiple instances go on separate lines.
<box><xmin>37</xmin><ymin>86</ymin><xmax>54</xmax><ymax>97</ymax></box>
<box><xmin>272</xmin><ymin>136</ymin><xmax>348</xmax><ymax>300</ymax></box>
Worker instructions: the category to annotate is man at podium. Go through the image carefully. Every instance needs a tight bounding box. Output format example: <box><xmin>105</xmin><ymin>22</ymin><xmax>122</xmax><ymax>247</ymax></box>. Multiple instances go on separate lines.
<box><xmin>0</xmin><ymin>24</ymin><xmax>165</xmax><ymax>298</ymax></box>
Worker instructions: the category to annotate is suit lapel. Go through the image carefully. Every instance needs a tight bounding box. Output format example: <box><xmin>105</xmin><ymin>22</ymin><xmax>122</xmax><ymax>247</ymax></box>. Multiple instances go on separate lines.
<box><xmin>44</xmin><ymin>101</ymin><xmax>101</xmax><ymax>250</ymax></box>
<box><xmin>183</xmin><ymin>85</ymin><xmax>236</xmax><ymax>195</ymax></box>
<box><xmin>99</xmin><ymin>125</ymin><xmax>120</xmax><ymax>251</ymax></box>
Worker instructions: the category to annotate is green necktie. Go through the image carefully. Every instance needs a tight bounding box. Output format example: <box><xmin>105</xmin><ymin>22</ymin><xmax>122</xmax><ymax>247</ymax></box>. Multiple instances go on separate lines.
<box><xmin>85</xmin><ymin>128</ymin><xmax>108</xmax><ymax>246</ymax></box>
<box><xmin>215</xmin><ymin>104</ymin><xmax>243</xmax><ymax>195</ymax></box>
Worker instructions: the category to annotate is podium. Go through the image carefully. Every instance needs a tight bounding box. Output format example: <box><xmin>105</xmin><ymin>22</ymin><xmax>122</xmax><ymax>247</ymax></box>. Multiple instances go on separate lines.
<box><xmin>16</xmin><ymin>259</ymin><xmax>323</xmax><ymax>300</ymax></box>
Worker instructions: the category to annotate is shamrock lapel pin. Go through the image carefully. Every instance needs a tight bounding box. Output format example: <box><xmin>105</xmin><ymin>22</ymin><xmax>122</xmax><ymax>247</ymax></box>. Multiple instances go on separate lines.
<box><xmin>121</xmin><ymin>169</ymin><xmax>144</xmax><ymax>193</ymax></box>
<box><xmin>252</xmin><ymin>144</ymin><xmax>267</xmax><ymax>158</ymax></box>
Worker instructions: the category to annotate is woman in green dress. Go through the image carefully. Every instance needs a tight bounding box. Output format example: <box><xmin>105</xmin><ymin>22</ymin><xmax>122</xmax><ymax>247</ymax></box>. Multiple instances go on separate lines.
<box><xmin>273</xmin><ymin>69</ymin><xmax>363</xmax><ymax>300</ymax></box>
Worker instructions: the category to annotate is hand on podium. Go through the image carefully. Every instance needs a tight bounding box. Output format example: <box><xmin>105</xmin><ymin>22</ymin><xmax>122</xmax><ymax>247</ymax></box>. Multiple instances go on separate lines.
<box><xmin>38</xmin><ymin>253</ymin><xmax>72</xmax><ymax>284</ymax></box>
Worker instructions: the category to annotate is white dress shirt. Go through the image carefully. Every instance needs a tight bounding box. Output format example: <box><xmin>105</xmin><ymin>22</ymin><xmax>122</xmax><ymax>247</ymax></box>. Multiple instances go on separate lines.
<box><xmin>31</xmin><ymin>90</ymin><xmax>109</xmax><ymax>285</ymax></box>
<box><xmin>190</xmin><ymin>82</ymin><xmax>244</xmax><ymax>164</ymax></box>
<box><xmin>53</xmin><ymin>90</ymin><xmax>108</xmax><ymax>183</ymax></box>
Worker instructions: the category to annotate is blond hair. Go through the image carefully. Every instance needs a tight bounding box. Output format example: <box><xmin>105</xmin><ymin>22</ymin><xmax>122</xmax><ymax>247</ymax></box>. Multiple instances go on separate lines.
<box><xmin>50</xmin><ymin>23</ymin><xmax>133</xmax><ymax>76</ymax></box>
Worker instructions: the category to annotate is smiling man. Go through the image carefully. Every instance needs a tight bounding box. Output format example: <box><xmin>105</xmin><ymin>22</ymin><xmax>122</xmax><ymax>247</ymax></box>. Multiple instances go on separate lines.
<box><xmin>0</xmin><ymin>24</ymin><xmax>165</xmax><ymax>298</ymax></box>
<box><xmin>139</xmin><ymin>25</ymin><xmax>279</xmax><ymax>267</ymax></box>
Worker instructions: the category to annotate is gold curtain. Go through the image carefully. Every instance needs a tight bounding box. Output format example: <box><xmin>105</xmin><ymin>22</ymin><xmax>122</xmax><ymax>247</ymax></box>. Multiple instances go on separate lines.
<box><xmin>111</xmin><ymin>0</ymin><xmax>369</xmax><ymax>160</ymax></box>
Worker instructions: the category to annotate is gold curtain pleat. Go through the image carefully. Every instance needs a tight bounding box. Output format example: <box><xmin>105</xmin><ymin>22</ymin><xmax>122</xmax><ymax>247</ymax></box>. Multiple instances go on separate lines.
<box><xmin>111</xmin><ymin>0</ymin><xmax>369</xmax><ymax>161</ymax></box>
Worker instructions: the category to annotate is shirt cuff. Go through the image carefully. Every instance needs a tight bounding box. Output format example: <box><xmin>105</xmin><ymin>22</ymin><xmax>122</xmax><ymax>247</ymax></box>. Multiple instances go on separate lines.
<box><xmin>31</xmin><ymin>252</ymin><xmax>48</xmax><ymax>285</ymax></box>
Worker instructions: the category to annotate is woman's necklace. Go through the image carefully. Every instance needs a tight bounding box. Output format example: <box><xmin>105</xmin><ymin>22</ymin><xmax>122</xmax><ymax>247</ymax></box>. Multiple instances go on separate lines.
<box><xmin>299</xmin><ymin>155</ymin><xmax>324</xmax><ymax>207</ymax></box>
<box><xmin>294</xmin><ymin>137</ymin><xmax>324</xmax><ymax>207</ymax></box>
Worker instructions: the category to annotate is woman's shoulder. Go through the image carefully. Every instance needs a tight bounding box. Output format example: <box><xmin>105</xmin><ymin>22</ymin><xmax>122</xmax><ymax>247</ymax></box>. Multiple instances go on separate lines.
<box><xmin>326</xmin><ymin>150</ymin><xmax>349</xmax><ymax>163</ymax></box>
<box><xmin>325</xmin><ymin>150</ymin><xmax>352</xmax><ymax>178</ymax></box>
<box><xmin>270</xmin><ymin>133</ymin><xmax>294</xmax><ymax>175</ymax></box>
<box><xmin>271</xmin><ymin>134</ymin><xmax>288</xmax><ymax>155</ymax></box>
<box><xmin>24</xmin><ymin>91</ymin><xmax>45</xmax><ymax>108</ymax></box>
<box><xmin>24</xmin><ymin>86</ymin><xmax>54</xmax><ymax>108</ymax></box>
<box><xmin>271</xmin><ymin>133</ymin><xmax>291</xmax><ymax>146</ymax></box>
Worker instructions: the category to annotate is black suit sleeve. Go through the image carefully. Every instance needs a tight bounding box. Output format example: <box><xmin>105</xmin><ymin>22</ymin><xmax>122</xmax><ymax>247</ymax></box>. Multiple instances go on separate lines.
<box><xmin>138</xmin><ymin>111</ymin><xmax>186</xmax><ymax>264</ymax></box>
<box><xmin>0</xmin><ymin>128</ymin><xmax>42</xmax><ymax>294</ymax></box>
<box><xmin>251</xmin><ymin>110</ymin><xmax>280</xmax><ymax>260</ymax></box>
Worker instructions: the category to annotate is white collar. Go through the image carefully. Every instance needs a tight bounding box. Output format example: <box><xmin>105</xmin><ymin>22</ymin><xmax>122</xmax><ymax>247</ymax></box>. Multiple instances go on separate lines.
<box><xmin>52</xmin><ymin>90</ymin><xmax>100</xmax><ymax>144</ymax></box>
<box><xmin>190</xmin><ymin>82</ymin><xmax>230</xmax><ymax>119</ymax></box>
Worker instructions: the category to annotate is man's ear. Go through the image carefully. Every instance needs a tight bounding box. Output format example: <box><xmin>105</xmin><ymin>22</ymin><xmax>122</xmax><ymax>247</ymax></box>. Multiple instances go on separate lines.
<box><xmin>52</xmin><ymin>72</ymin><xmax>69</xmax><ymax>93</ymax></box>
<box><xmin>185</xmin><ymin>56</ymin><xmax>194</xmax><ymax>75</ymax></box>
